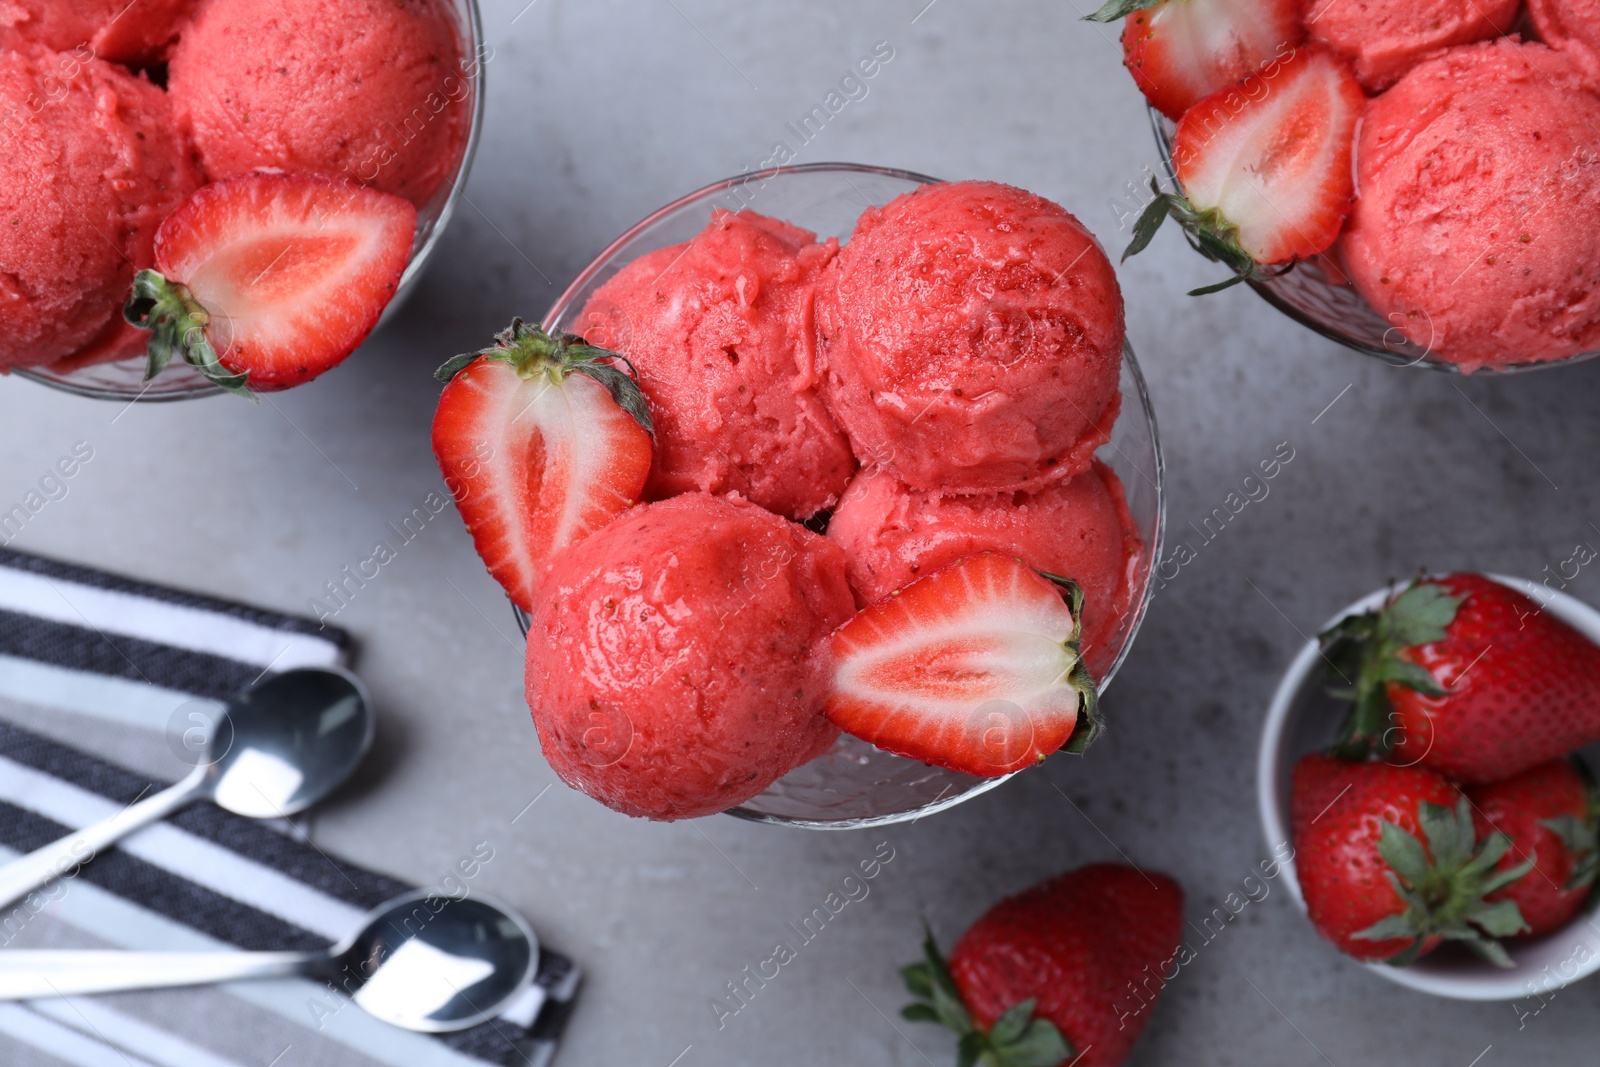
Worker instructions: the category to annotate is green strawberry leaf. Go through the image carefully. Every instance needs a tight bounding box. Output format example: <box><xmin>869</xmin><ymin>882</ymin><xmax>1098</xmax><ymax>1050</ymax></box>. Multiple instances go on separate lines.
<box><xmin>1459</xmin><ymin>934</ymin><xmax>1516</xmax><ymax>969</ymax></box>
<box><xmin>433</xmin><ymin>318</ymin><xmax>656</xmax><ymax>440</ymax></box>
<box><xmin>1352</xmin><ymin>913</ymin><xmax>1418</xmax><ymax>943</ymax></box>
<box><xmin>1123</xmin><ymin>185</ymin><xmax>1181</xmax><ymax>261</ymax></box>
<box><xmin>901</xmin><ymin>962</ymin><xmax>934</xmax><ymax>1000</ymax></box>
<box><xmin>1084</xmin><ymin>0</ymin><xmax>1160</xmax><ymax>22</ymax></box>
<box><xmin>1376</xmin><ymin>820</ymin><xmax>1431</xmax><ymax>887</ymax></box>
<box><xmin>989</xmin><ymin>999</ymin><xmax>1035</xmax><ymax>1046</ymax></box>
<box><xmin>1187</xmin><ymin>274</ymin><xmax>1251</xmax><ymax>296</ymax></box>
<box><xmin>1416</xmin><ymin>801</ymin><xmax>1469</xmax><ymax>871</ymax></box>
<box><xmin>432</xmin><ymin>350</ymin><xmax>480</xmax><ymax>383</ymax></box>
<box><xmin>1000</xmin><ymin>1018</ymin><xmax>1073</xmax><ymax>1067</ymax></box>
<box><xmin>1355</xmin><ymin>795</ymin><xmax>1530</xmax><ymax>968</ymax></box>
<box><xmin>124</xmin><ymin>269</ymin><xmax>254</xmax><ymax>400</ymax></box>
<box><xmin>1538</xmin><ymin>812</ymin><xmax>1600</xmax><ymax>890</ymax></box>
<box><xmin>575</xmin><ymin>361</ymin><xmax>657</xmax><ymax>440</ymax></box>
<box><xmin>1383</xmin><ymin>583</ymin><xmax>1462</xmax><ymax>647</ymax></box>
<box><xmin>1321</xmin><ymin>579</ymin><xmax>1462</xmax><ymax>759</ymax></box>
<box><xmin>1379</xmin><ymin>935</ymin><xmax>1429</xmax><ymax>968</ymax></box>
<box><xmin>901</xmin><ymin>925</ymin><xmax>1075</xmax><ymax>1067</ymax></box>
<box><xmin>1465</xmin><ymin>897</ymin><xmax>1531</xmax><ymax>939</ymax></box>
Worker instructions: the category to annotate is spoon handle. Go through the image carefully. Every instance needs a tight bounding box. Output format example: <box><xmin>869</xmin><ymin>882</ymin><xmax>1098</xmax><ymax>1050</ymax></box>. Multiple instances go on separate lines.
<box><xmin>0</xmin><ymin>950</ymin><xmax>316</xmax><ymax>1000</ymax></box>
<box><xmin>0</xmin><ymin>771</ymin><xmax>204</xmax><ymax>911</ymax></box>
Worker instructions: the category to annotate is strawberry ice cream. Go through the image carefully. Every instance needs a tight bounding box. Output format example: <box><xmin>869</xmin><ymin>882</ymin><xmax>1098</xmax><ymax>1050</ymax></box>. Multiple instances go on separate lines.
<box><xmin>1341</xmin><ymin>41</ymin><xmax>1600</xmax><ymax>370</ymax></box>
<box><xmin>0</xmin><ymin>44</ymin><xmax>200</xmax><ymax>370</ymax></box>
<box><xmin>576</xmin><ymin>211</ymin><xmax>857</xmax><ymax>520</ymax></box>
<box><xmin>817</xmin><ymin>181</ymin><xmax>1123</xmax><ymax>495</ymax></box>
<box><xmin>826</xmin><ymin>462</ymin><xmax>1141</xmax><ymax>674</ymax></box>
<box><xmin>0</xmin><ymin>0</ymin><xmax>194</xmax><ymax>66</ymax></box>
<box><xmin>1306</xmin><ymin>0</ymin><xmax>1520</xmax><ymax>91</ymax></box>
<box><xmin>525</xmin><ymin>493</ymin><xmax>854</xmax><ymax>821</ymax></box>
<box><xmin>1530</xmin><ymin>0</ymin><xmax>1600</xmax><ymax>78</ymax></box>
<box><xmin>167</xmin><ymin>0</ymin><xmax>470</xmax><ymax>206</ymax></box>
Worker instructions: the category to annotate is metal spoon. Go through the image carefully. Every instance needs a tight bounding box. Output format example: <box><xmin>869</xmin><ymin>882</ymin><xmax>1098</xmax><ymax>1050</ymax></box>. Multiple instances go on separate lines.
<box><xmin>0</xmin><ymin>891</ymin><xmax>539</xmax><ymax>1033</ymax></box>
<box><xmin>0</xmin><ymin>666</ymin><xmax>373</xmax><ymax>910</ymax></box>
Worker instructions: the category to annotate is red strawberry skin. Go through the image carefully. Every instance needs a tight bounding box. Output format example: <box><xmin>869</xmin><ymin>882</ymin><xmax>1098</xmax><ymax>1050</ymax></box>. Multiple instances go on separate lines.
<box><xmin>1387</xmin><ymin>574</ymin><xmax>1600</xmax><ymax>784</ymax></box>
<box><xmin>1291</xmin><ymin>754</ymin><xmax>1460</xmax><ymax>961</ymax></box>
<box><xmin>1468</xmin><ymin>759</ymin><xmax>1596</xmax><ymax>937</ymax></box>
<box><xmin>1172</xmin><ymin>44</ymin><xmax>1364</xmax><ymax>265</ymax></box>
<box><xmin>949</xmin><ymin>864</ymin><xmax>1184</xmax><ymax>1067</ymax></box>
<box><xmin>154</xmin><ymin>172</ymin><xmax>416</xmax><ymax>390</ymax></box>
<box><xmin>432</xmin><ymin>357</ymin><xmax>652</xmax><ymax>613</ymax></box>
<box><xmin>1123</xmin><ymin>0</ymin><xmax>1305</xmax><ymax>120</ymax></box>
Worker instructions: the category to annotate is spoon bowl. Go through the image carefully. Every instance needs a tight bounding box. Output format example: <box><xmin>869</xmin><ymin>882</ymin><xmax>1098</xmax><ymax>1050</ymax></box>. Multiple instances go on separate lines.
<box><xmin>340</xmin><ymin>892</ymin><xmax>541</xmax><ymax>1033</ymax></box>
<box><xmin>205</xmin><ymin>667</ymin><xmax>374</xmax><ymax>818</ymax></box>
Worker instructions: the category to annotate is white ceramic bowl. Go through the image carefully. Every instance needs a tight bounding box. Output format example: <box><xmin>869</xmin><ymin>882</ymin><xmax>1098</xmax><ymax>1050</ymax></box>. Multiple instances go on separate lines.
<box><xmin>1258</xmin><ymin>574</ymin><xmax>1600</xmax><ymax>1000</ymax></box>
<box><xmin>519</xmin><ymin>163</ymin><xmax>1167</xmax><ymax>830</ymax></box>
<box><xmin>12</xmin><ymin>0</ymin><xmax>487</xmax><ymax>401</ymax></box>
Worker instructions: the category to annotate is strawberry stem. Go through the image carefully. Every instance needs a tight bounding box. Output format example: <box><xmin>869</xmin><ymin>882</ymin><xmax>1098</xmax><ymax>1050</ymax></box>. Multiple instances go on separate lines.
<box><xmin>434</xmin><ymin>318</ymin><xmax>655</xmax><ymax>439</ymax></box>
<box><xmin>124</xmin><ymin>270</ymin><xmax>254</xmax><ymax>400</ymax></box>
<box><xmin>902</xmin><ymin>924</ymin><xmax>1073</xmax><ymax>1067</ymax></box>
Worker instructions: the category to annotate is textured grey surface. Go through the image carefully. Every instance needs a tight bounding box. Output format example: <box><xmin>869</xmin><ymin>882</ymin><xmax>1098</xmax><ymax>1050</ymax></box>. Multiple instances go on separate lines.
<box><xmin>2</xmin><ymin>1</ymin><xmax>1599</xmax><ymax>1063</ymax></box>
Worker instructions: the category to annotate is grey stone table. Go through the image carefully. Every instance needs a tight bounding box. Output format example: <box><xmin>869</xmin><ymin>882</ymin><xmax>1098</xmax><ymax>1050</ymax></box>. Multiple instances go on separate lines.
<box><xmin>3</xmin><ymin>1</ymin><xmax>1598</xmax><ymax>1063</ymax></box>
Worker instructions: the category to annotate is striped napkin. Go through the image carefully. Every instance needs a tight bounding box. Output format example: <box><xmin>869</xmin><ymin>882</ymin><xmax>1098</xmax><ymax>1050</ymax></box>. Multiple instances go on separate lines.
<box><xmin>0</xmin><ymin>548</ymin><xmax>578</xmax><ymax>1067</ymax></box>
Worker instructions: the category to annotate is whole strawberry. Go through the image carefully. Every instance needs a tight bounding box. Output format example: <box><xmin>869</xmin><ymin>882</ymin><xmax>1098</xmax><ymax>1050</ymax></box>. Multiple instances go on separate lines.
<box><xmin>1321</xmin><ymin>574</ymin><xmax>1600</xmax><ymax>783</ymax></box>
<box><xmin>1292</xmin><ymin>753</ymin><xmax>1532</xmax><ymax>966</ymax></box>
<box><xmin>903</xmin><ymin>863</ymin><xmax>1183</xmax><ymax>1067</ymax></box>
<box><xmin>1467</xmin><ymin>757</ymin><xmax>1599</xmax><ymax>938</ymax></box>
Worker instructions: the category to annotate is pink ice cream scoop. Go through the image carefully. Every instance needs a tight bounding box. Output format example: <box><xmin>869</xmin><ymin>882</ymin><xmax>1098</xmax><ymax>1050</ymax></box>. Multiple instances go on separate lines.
<box><xmin>576</xmin><ymin>211</ymin><xmax>857</xmax><ymax>521</ymax></box>
<box><xmin>0</xmin><ymin>44</ymin><xmax>200</xmax><ymax>370</ymax></box>
<box><xmin>817</xmin><ymin>180</ymin><xmax>1123</xmax><ymax>496</ymax></box>
<box><xmin>525</xmin><ymin>493</ymin><xmax>854</xmax><ymax>821</ymax></box>
<box><xmin>0</xmin><ymin>0</ymin><xmax>195</xmax><ymax>66</ymax></box>
<box><xmin>167</xmin><ymin>0</ymin><xmax>471</xmax><ymax>206</ymax></box>
<box><xmin>1305</xmin><ymin>0</ymin><xmax>1520</xmax><ymax>92</ymax></box>
<box><xmin>1341</xmin><ymin>41</ymin><xmax>1600</xmax><ymax>371</ymax></box>
<box><xmin>826</xmin><ymin>461</ymin><xmax>1142</xmax><ymax>675</ymax></box>
<box><xmin>1529</xmin><ymin>0</ymin><xmax>1600</xmax><ymax>79</ymax></box>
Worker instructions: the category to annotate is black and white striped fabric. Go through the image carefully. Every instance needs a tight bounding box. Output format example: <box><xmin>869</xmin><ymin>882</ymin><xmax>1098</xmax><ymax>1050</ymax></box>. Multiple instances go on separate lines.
<box><xmin>0</xmin><ymin>548</ymin><xmax>578</xmax><ymax>1067</ymax></box>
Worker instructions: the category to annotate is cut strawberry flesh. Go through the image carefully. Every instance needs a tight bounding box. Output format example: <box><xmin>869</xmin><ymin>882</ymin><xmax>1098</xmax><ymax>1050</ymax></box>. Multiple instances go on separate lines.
<box><xmin>154</xmin><ymin>173</ymin><xmax>417</xmax><ymax>389</ymax></box>
<box><xmin>825</xmin><ymin>553</ymin><xmax>1091</xmax><ymax>777</ymax></box>
<box><xmin>433</xmin><ymin>359</ymin><xmax>652</xmax><ymax>613</ymax></box>
<box><xmin>1125</xmin><ymin>0</ymin><xmax>1304</xmax><ymax>120</ymax></box>
<box><xmin>1175</xmin><ymin>45</ymin><xmax>1363</xmax><ymax>264</ymax></box>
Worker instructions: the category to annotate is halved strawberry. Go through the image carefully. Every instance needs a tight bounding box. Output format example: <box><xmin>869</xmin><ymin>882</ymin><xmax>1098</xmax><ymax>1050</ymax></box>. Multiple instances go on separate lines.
<box><xmin>432</xmin><ymin>319</ymin><xmax>654</xmax><ymax>614</ymax></box>
<box><xmin>823</xmin><ymin>552</ymin><xmax>1100</xmax><ymax>777</ymax></box>
<box><xmin>1089</xmin><ymin>0</ymin><xmax>1306</xmax><ymax>121</ymax></box>
<box><xmin>125</xmin><ymin>172</ymin><xmax>417</xmax><ymax>395</ymax></box>
<box><xmin>1124</xmin><ymin>44</ymin><xmax>1364</xmax><ymax>294</ymax></box>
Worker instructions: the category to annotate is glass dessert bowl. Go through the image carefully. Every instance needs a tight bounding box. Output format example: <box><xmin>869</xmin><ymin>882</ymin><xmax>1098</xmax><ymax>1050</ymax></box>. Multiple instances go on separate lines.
<box><xmin>1148</xmin><ymin>111</ymin><xmax>1600</xmax><ymax>376</ymax></box>
<box><xmin>13</xmin><ymin>0</ymin><xmax>487</xmax><ymax>403</ymax></box>
<box><xmin>517</xmin><ymin>163</ymin><xmax>1166</xmax><ymax>830</ymax></box>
